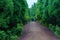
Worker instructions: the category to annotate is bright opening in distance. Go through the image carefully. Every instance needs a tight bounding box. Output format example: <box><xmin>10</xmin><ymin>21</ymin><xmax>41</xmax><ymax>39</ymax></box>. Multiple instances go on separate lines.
<box><xmin>26</xmin><ymin>0</ymin><xmax>37</xmax><ymax>8</ymax></box>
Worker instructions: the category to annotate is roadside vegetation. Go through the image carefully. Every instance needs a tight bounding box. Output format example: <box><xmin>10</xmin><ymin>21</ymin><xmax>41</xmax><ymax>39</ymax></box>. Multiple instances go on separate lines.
<box><xmin>30</xmin><ymin>0</ymin><xmax>60</xmax><ymax>38</ymax></box>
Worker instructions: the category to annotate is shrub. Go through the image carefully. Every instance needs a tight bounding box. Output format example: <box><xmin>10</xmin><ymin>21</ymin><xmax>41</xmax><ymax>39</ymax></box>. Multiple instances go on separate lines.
<box><xmin>55</xmin><ymin>25</ymin><xmax>60</xmax><ymax>37</ymax></box>
<box><xmin>49</xmin><ymin>24</ymin><xmax>56</xmax><ymax>32</ymax></box>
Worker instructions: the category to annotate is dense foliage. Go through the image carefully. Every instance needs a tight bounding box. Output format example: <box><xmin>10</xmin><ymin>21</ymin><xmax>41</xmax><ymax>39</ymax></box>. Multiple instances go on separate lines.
<box><xmin>0</xmin><ymin>0</ymin><xmax>28</xmax><ymax>40</ymax></box>
<box><xmin>0</xmin><ymin>0</ymin><xmax>60</xmax><ymax>39</ymax></box>
<box><xmin>29</xmin><ymin>3</ymin><xmax>37</xmax><ymax>21</ymax></box>
<box><xmin>35</xmin><ymin>0</ymin><xmax>60</xmax><ymax>37</ymax></box>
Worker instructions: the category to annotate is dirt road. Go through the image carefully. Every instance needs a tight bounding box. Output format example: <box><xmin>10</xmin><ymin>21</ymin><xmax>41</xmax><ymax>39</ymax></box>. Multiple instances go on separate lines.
<box><xmin>18</xmin><ymin>21</ymin><xmax>59</xmax><ymax>40</ymax></box>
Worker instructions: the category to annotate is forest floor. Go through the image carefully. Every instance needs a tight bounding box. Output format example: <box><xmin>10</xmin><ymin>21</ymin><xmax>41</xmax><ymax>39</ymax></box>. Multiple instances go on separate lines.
<box><xmin>18</xmin><ymin>21</ymin><xmax>60</xmax><ymax>40</ymax></box>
